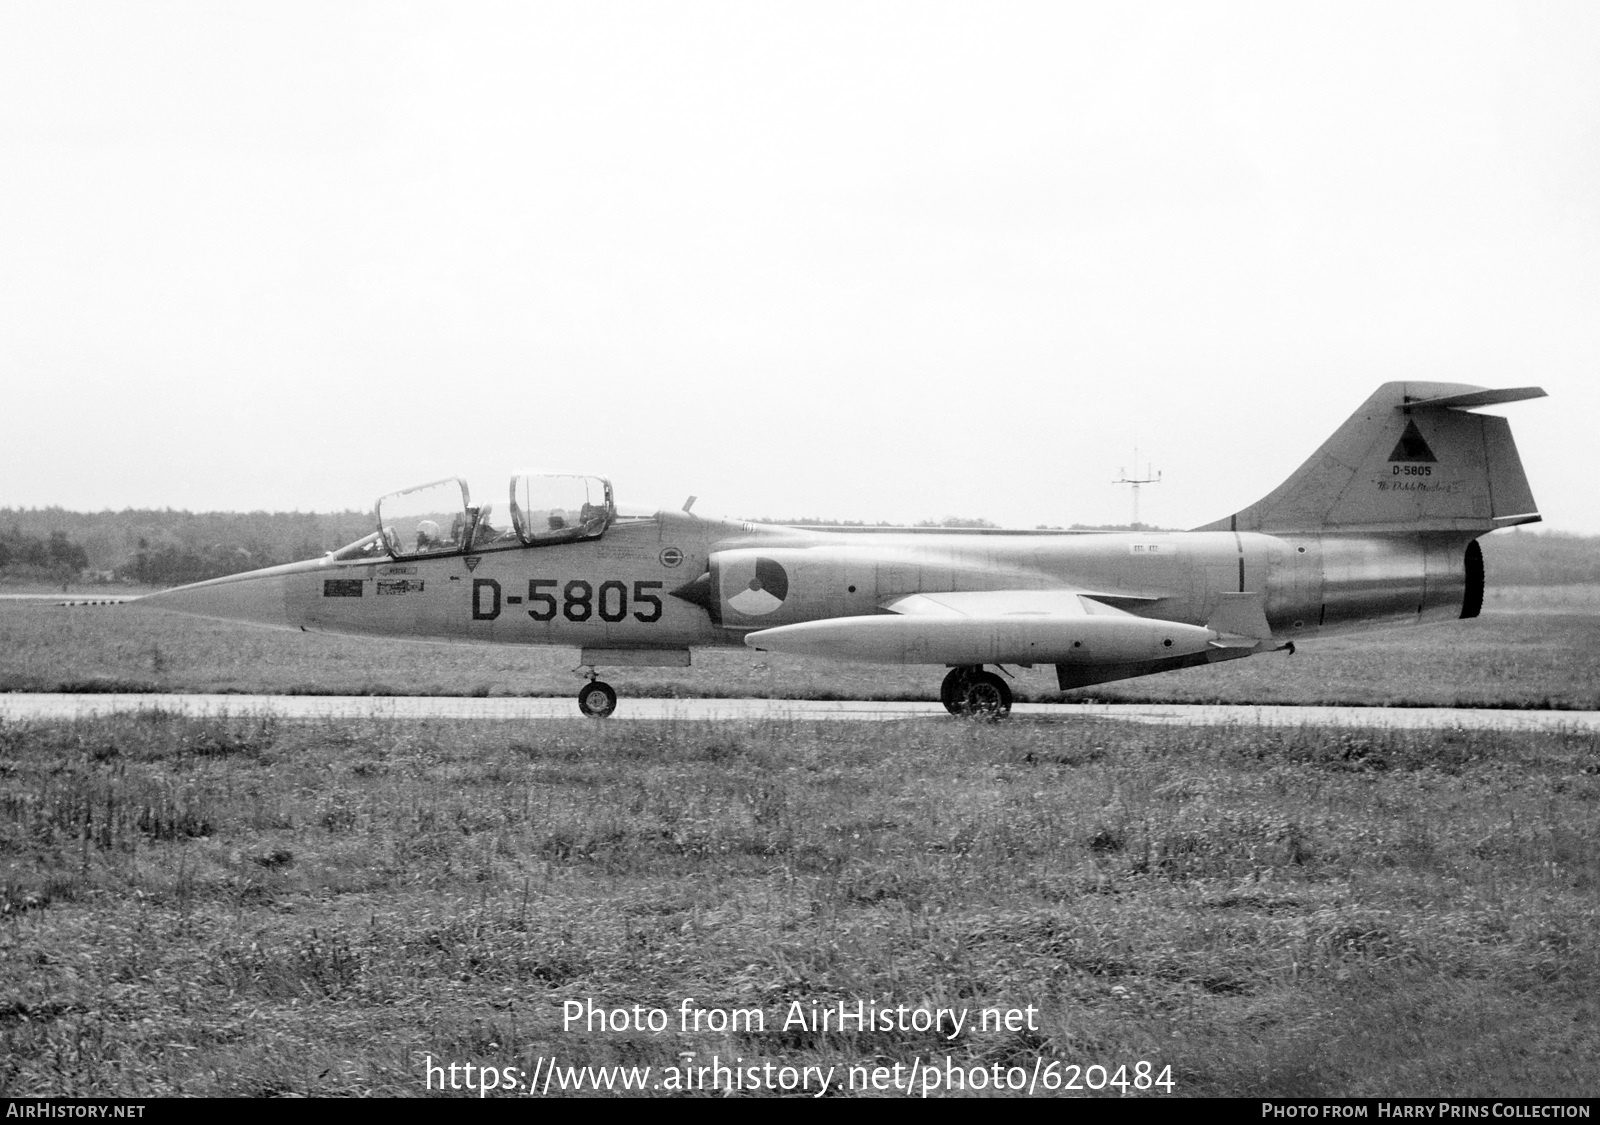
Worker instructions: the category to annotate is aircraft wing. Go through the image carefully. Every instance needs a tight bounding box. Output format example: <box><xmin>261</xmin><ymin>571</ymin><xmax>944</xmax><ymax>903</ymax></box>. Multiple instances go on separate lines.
<box><xmin>744</xmin><ymin>588</ymin><xmax>1263</xmax><ymax>666</ymax></box>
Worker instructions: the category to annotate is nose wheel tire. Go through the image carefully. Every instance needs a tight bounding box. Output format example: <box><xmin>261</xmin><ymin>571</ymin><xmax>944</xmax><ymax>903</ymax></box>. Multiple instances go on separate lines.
<box><xmin>941</xmin><ymin>667</ymin><xmax>1012</xmax><ymax>718</ymax></box>
<box><xmin>577</xmin><ymin>681</ymin><xmax>617</xmax><ymax>718</ymax></box>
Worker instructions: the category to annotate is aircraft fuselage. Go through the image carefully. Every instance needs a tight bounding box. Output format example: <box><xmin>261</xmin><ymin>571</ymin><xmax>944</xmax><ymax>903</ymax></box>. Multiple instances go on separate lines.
<box><xmin>197</xmin><ymin>512</ymin><xmax>1472</xmax><ymax>653</ymax></box>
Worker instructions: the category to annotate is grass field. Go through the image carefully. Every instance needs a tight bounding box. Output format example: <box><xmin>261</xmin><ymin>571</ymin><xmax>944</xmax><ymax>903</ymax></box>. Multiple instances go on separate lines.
<box><xmin>3</xmin><ymin>587</ymin><xmax>1595</xmax><ymax>1096</ymax></box>
<box><xmin>3</xmin><ymin>586</ymin><xmax>1599</xmax><ymax>709</ymax></box>
<box><xmin>1</xmin><ymin>712</ymin><xmax>1596</xmax><ymax>1097</ymax></box>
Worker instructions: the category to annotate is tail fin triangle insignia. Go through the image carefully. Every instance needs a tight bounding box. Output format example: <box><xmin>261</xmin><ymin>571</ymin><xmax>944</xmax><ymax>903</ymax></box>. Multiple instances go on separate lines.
<box><xmin>1388</xmin><ymin>419</ymin><xmax>1438</xmax><ymax>464</ymax></box>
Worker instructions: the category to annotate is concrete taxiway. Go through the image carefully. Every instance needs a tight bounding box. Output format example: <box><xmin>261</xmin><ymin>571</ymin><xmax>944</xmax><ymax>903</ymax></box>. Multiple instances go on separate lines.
<box><xmin>0</xmin><ymin>693</ymin><xmax>1596</xmax><ymax>730</ymax></box>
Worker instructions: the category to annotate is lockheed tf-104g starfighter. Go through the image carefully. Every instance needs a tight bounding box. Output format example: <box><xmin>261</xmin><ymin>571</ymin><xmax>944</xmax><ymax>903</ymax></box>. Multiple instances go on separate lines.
<box><xmin>139</xmin><ymin>382</ymin><xmax>1545</xmax><ymax>716</ymax></box>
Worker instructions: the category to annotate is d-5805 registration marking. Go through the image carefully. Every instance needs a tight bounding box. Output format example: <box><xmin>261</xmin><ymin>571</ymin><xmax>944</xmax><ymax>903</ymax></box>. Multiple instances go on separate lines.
<box><xmin>472</xmin><ymin>578</ymin><xmax>664</xmax><ymax>623</ymax></box>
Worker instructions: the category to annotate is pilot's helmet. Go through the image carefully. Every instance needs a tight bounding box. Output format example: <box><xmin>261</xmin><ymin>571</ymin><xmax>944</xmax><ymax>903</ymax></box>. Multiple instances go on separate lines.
<box><xmin>417</xmin><ymin>519</ymin><xmax>440</xmax><ymax>543</ymax></box>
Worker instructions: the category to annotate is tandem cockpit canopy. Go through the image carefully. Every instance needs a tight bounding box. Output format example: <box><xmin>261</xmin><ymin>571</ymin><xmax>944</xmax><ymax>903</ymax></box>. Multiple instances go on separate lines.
<box><xmin>329</xmin><ymin>473</ymin><xmax>622</xmax><ymax>562</ymax></box>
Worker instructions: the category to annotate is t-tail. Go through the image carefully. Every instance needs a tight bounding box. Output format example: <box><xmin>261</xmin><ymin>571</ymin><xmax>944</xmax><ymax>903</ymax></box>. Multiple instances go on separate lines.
<box><xmin>1197</xmin><ymin>381</ymin><xmax>1545</xmax><ymax>629</ymax></box>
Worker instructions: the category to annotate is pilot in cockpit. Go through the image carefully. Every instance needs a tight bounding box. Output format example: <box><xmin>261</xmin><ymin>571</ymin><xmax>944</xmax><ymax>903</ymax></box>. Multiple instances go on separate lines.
<box><xmin>414</xmin><ymin>520</ymin><xmax>441</xmax><ymax>552</ymax></box>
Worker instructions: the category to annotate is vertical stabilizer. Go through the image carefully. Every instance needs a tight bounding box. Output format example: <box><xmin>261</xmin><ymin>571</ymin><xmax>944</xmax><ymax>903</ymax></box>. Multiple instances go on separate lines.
<box><xmin>1197</xmin><ymin>382</ymin><xmax>1544</xmax><ymax>534</ymax></box>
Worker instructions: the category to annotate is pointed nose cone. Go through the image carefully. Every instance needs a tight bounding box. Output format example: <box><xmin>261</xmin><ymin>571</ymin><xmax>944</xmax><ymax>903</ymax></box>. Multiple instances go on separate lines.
<box><xmin>134</xmin><ymin>559</ymin><xmax>319</xmax><ymax>630</ymax></box>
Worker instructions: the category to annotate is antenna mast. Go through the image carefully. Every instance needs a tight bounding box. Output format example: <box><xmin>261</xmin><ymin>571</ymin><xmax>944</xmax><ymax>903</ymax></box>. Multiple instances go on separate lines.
<box><xmin>1113</xmin><ymin>449</ymin><xmax>1161</xmax><ymax>529</ymax></box>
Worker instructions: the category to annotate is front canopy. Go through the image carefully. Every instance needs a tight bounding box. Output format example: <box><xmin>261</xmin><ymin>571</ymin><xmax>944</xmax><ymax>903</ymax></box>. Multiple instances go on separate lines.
<box><xmin>375</xmin><ymin>478</ymin><xmax>473</xmax><ymax>558</ymax></box>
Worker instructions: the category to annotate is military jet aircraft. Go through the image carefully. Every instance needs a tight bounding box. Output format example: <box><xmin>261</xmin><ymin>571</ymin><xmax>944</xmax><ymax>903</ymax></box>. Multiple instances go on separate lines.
<box><xmin>138</xmin><ymin>382</ymin><xmax>1544</xmax><ymax>717</ymax></box>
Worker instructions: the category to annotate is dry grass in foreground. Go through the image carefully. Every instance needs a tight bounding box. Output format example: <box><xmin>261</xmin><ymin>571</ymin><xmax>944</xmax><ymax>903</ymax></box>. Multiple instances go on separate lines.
<box><xmin>2</xmin><ymin>714</ymin><xmax>1597</xmax><ymax>1097</ymax></box>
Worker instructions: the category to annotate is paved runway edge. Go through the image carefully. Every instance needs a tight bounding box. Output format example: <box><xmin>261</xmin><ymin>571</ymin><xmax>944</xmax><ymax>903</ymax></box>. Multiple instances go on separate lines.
<box><xmin>2</xmin><ymin>693</ymin><xmax>1598</xmax><ymax>730</ymax></box>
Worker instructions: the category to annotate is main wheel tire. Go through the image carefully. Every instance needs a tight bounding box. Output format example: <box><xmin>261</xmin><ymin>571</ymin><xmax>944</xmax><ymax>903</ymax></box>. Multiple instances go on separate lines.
<box><xmin>940</xmin><ymin>668</ymin><xmax>973</xmax><ymax>715</ymax></box>
<box><xmin>577</xmin><ymin>681</ymin><xmax>617</xmax><ymax>718</ymax></box>
<box><xmin>962</xmin><ymin>671</ymin><xmax>1012</xmax><ymax>718</ymax></box>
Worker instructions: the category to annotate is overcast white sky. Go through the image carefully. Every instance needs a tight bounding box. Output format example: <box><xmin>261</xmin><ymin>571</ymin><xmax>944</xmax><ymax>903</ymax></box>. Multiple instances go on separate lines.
<box><xmin>2</xmin><ymin>2</ymin><xmax>1595</xmax><ymax>531</ymax></box>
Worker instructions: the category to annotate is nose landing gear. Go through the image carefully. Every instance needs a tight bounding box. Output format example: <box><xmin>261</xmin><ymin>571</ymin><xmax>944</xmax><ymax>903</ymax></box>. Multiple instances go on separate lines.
<box><xmin>939</xmin><ymin>666</ymin><xmax>1013</xmax><ymax>718</ymax></box>
<box><xmin>575</xmin><ymin>669</ymin><xmax>617</xmax><ymax>718</ymax></box>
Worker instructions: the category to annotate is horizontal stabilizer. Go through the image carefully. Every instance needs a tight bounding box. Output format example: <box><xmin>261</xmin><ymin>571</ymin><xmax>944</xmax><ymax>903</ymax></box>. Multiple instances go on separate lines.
<box><xmin>1404</xmin><ymin>387</ymin><xmax>1546</xmax><ymax>411</ymax></box>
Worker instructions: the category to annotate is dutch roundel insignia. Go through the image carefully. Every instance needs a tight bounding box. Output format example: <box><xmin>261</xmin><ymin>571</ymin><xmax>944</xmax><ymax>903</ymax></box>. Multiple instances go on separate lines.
<box><xmin>728</xmin><ymin>557</ymin><xmax>789</xmax><ymax>615</ymax></box>
<box><xmin>659</xmin><ymin>547</ymin><xmax>685</xmax><ymax>568</ymax></box>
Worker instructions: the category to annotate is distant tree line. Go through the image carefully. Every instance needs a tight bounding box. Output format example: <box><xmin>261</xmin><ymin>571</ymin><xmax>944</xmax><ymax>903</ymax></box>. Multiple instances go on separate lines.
<box><xmin>116</xmin><ymin>539</ymin><xmax>263</xmax><ymax>586</ymax></box>
<box><xmin>0</xmin><ymin>528</ymin><xmax>89</xmax><ymax>576</ymax></box>
<box><xmin>0</xmin><ymin>508</ymin><xmax>374</xmax><ymax>586</ymax></box>
<box><xmin>1478</xmin><ymin>531</ymin><xmax>1600</xmax><ymax>586</ymax></box>
<box><xmin>748</xmin><ymin>516</ymin><xmax>1004</xmax><ymax>529</ymax></box>
<box><xmin>744</xmin><ymin>517</ymin><xmax>899</xmax><ymax>527</ymax></box>
<box><xmin>917</xmin><ymin>517</ymin><xmax>1001</xmax><ymax>529</ymax></box>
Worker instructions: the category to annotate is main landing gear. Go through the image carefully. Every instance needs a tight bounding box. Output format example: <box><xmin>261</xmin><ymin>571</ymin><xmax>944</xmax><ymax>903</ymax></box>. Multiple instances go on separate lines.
<box><xmin>576</xmin><ymin>672</ymin><xmax>617</xmax><ymax>718</ymax></box>
<box><xmin>940</xmin><ymin>666</ymin><xmax>1013</xmax><ymax>718</ymax></box>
